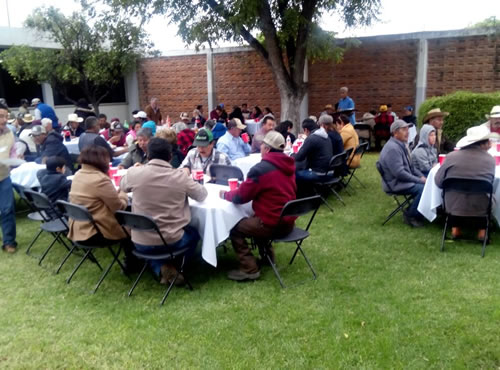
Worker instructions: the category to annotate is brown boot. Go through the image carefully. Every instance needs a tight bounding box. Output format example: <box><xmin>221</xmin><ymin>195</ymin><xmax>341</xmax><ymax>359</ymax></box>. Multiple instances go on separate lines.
<box><xmin>477</xmin><ymin>229</ymin><xmax>486</xmax><ymax>242</ymax></box>
<box><xmin>451</xmin><ymin>227</ymin><xmax>462</xmax><ymax>239</ymax></box>
<box><xmin>2</xmin><ymin>245</ymin><xmax>16</xmax><ymax>254</ymax></box>
<box><xmin>160</xmin><ymin>264</ymin><xmax>185</xmax><ymax>286</ymax></box>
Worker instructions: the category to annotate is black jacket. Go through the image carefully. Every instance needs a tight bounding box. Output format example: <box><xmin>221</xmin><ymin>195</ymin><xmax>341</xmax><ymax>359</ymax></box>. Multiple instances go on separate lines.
<box><xmin>293</xmin><ymin>128</ymin><xmax>333</xmax><ymax>173</ymax></box>
<box><xmin>37</xmin><ymin>169</ymin><xmax>72</xmax><ymax>203</ymax></box>
<box><xmin>328</xmin><ymin>130</ymin><xmax>344</xmax><ymax>156</ymax></box>
<box><xmin>38</xmin><ymin>132</ymin><xmax>73</xmax><ymax>170</ymax></box>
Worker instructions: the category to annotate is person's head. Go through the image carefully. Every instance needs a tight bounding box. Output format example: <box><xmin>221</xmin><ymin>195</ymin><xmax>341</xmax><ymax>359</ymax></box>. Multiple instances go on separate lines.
<box><xmin>339</xmin><ymin>86</ymin><xmax>348</xmax><ymax>99</ymax></box>
<box><xmin>204</xmin><ymin>119</ymin><xmax>216</xmax><ymax>131</ymax></box>
<box><xmin>30</xmin><ymin>125</ymin><xmax>48</xmax><ymax>145</ymax></box>
<box><xmin>242</xmin><ymin>103</ymin><xmax>248</xmax><ymax>110</ymax></box>
<box><xmin>150</xmin><ymin>97</ymin><xmax>158</xmax><ymax>109</ymax></box>
<box><xmin>261</xmin><ymin>116</ymin><xmax>276</xmax><ymax>133</ymax></box>
<box><xmin>193</xmin><ymin>129</ymin><xmax>215</xmax><ymax>158</ymax></box>
<box><xmin>335</xmin><ymin>114</ymin><xmax>350</xmax><ymax>130</ymax></box>
<box><xmin>98</xmin><ymin>113</ymin><xmax>108</xmax><ymax>129</ymax></box>
<box><xmin>197</xmin><ymin>105</ymin><xmax>203</xmax><ymax>114</ymax></box>
<box><xmin>423</xmin><ymin>108</ymin><xmax>449</xmax><ymax>130</ymax></box>
<box><xmin>147</xmin><ymin>137</ymin><xmax>172</xmax><ymax>162</ymax></box>
<box><xmin>68</xmin><ymin>113</ymin><xmax>83</xmax><ymax>130</ymax></box>
<box><xmin>253</xmin><ymin>106</ymin><xmax>262</xmax><ymax>116</ymax></box>
<box><xmin>456</xmin><ymin>125</ymin><xmax>499</xmax><ymax>151</ymax></box>
<box><xmin>85</xmin><ymin>116</ymin><xmax>100</xmax><ymax>133</ymax></box>
<box><xmin>227</xmin><ymin>118</ymin><xmax>246</xmax><ymax>137</ymax></box>
<box><xmin>387</xmin><ymin>103</ymin><xmax>393</xmax><ymax>112</ymax></box>
<box><xmin>79</xmin><ymin>145</ymin><xmax>110</xmax><ymax>173</ymax></box>
<box><xmin>180</xmin><ymin>112</ymin><xmax>190</xmax><ymax>123</ymax></box>
<box><xmin>136</xmin><ymin>127</ymin><xmax>152</xmax><ymax>151</ymax></box>
<box><xmin>155</xmin><ymin>127</ymin><xmax>177</xmax><ymax>145</ymax></box>
<box><xmin>132</xmin><ymin>120</ymin><xmax>142</xmax><ymax>132</ymax></box>
<box><xmin>46</xmin><ymin>156</ymin><xmax>66</xmax><ymax>174</ymax></box>
<box><xmin>324</xmin><ymin>104</ymin><xmax>334</xmax><ymax>115</ymax></box>
<box><xmin>76</xmin><ymin>98</ymin><xmax>89</xmax><ymax>108</ymax></box>
<box><xmin>318</xmin><ymin>114</ymin><xmax>334</xmax><ymax>131</ymax></box>
<box><xmin>111</xmin><ymin>122</ymin><xmax>124</xmax><ymax>137</ymax></box>
<box><xmin>264</xmin><ymin>107</ymin><xmax>273</xmax><ymax>115</ymax></box>
<box><xmin>30</xmin><ymin>98</ymin><xmax>41</xmax><ymax>107</ymax></box>
<box><xmin>418</xmin><ymin>124</ymin><xmax>436</xmax><ymax>147</ymax></box>
<box><xmin>215</xmin><ymin>105</ymin><xmax>222</xmax><ymax>114</ymax></box>
<box><xmin>390</xmin><ymin>119</ymin><xmax>410</xmax><ymax>142</ymax></box>
<box><xmin>285</xmin><ymin>120</ymin><xmax>293</xmax><ymax>132</ymax></box>
<box><xmin>20</xmin><ymin>98</ymin><xmax>29</xmax><ymax>108</ymax></box>
<box><xmin>0</xmin><ymin>103</ymin><xmax>8</xmax><ymax>131</ymax></box>
<box><xmin>487</xmin><ymin>106</ymin><xmax>500</xmax><ymax>134</ymax></box>
<box><xmin>403</xmin><ymin>106</ymin><xmax>414</xmax><ymax>116</ymax></box>
<box><xmin>41</xmin><ymin>118</ymin><xmax>53</xmax><ymax>132</ymax></box>
<box><xmin>261</xmin><ymin>131</ymin><xmax>285</xmax><ymax>155</ymax></box>
<box><xmin>301</xmin><ymin>118</ymin><xmax>318</xmax><ymax>136</ymax></box>
<box><xmin>133</xmin><ymin>111</ymin><xmax>148</xmax><ymax>123</ymax></box>
<box><xmin>142</xmin><ymin>120</ymin><xmax>156</xmax><ymax>136</ymax></box>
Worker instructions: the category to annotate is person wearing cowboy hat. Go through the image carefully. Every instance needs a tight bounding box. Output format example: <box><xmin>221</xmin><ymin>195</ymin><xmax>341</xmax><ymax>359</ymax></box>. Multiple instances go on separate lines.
<box><xmin>67</xmin><ymin>113</ymin><xmax>84</xmax><ymax>138</ymax></box>
<box><xmin>479</xmin><ymin>105</ymin><xmax>500</xmax><ymax>135</ymax></box>
<box><xmin>422</xmin><ymin>108</ymin><xmax>454</xmax><ymax>154</ymax></box>
<box><xmin>435</xmin><ymin>125</ymin><xmax>499</xmax><ymax>240</ymax></box>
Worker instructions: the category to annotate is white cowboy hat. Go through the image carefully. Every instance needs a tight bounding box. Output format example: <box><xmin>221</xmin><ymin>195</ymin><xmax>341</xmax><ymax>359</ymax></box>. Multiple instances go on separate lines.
<box><xmin>67</xmin><ymin>113</ymin><xmax>83</xmax><ymax>123</ymax></box>
<box><xmin>485</xmin><ymin>105</ymin><xmax>500</xmax><ymax>119</ymax></box>
<box><xmin>456</xmin><ymin>125</ymin><xmax>500</xmax><ymax>148</ymax></box>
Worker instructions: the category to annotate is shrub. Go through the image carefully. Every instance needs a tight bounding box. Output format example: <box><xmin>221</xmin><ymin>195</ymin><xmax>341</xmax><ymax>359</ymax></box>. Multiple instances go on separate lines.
<box><xmin>417</xmin><ymin>91</ymin><xmax>500</xmax><ymax>142</ymax></box>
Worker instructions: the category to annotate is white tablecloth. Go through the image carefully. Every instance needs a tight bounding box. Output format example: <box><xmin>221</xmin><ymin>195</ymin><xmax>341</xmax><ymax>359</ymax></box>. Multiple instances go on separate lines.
<box><xmin>10</xmin><ymin>162</ymin><xmax>46</xmax><ymax>188</ymax></box>
<box><xmin>188</xmin><ymin>183</ymin><xmax>253</xmax><ymax>267</ymax></box>
<box><xmin>63</xmin><ymin>138</ymin><xmax>80</xmax><ymax>154</ymax></box>
<box><xmin>232</xmin><ymin>153</ymin><xmax>262</xmax><ymax>178</ymax></box>
<box><xmin>417</xmin><ymin>165</ymin><xmax>500</xmax><ymax>223</ymax></box>
<box><xmin>245</xmin><ymin>120</ymin><xmax>260</xmax><ymax>136</ymax></box>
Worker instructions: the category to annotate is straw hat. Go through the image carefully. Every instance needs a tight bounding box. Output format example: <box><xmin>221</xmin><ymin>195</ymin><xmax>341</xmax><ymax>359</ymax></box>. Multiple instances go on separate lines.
<box><xmin>456</xmin><ymin>125</ymin><xmax>500</xmax><ymax>148</ymax></box>
<box><xmin>22</xmin><ymin>113</ymin><xmax>34</xmax><ymax>123</ymax></box>
<box><xmin>361</xmin><ymin>112</ymin><xmax>375</xmax><ymax>121</ymax></box>
<box><xmin>67</xmin><ymin>113</ymin><xmax>83</xmax><ymax>123</ymax></box>
<box><xmin>423</xmin><ymin>108</ymin><xmax>449</xmax><ymax>123</ymax></box>
<box><xmin>485</xmin><ymin>105</ymin><xmax>500</xmax><ymax>119</ymax></box>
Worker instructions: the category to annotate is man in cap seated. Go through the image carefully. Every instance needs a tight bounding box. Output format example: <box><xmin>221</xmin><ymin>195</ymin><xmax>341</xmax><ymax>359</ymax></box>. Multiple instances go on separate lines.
<box><xmin>216</xmin><ymin>118</ymin><xmax>251</xmax><ymax>160</ymax></box>
<box><xmin>422</xmin><ymin>108</ymin><xmax>454</xmax><ymax>154</ymax></box>
<box><xmin>31</xmin><ymin>125</ymin><xmax>73</xmax><ymax>174</ymax></box>
<box><xmin>220</xmin><ymin>131</ymin><xmax>296</xmax><ymax>281</ymax></box>
<box><xmin>378</xmin><ymin>120</ymin><xmax>426</xmax><ymax>227</ymax></box>
<box><xmin>435</xmin><ymin>126</ymin><xmax>498</xmax><ymax>240</ymax></box>
<box><xmin>251</xmin><ymin>116</ymin><xmax>276</xmax><ymax>153</ymax></box>
<box><xmin>181</xmin><ymin>128</ymin><xmax>230</xmax><ymax>175</ymax></box>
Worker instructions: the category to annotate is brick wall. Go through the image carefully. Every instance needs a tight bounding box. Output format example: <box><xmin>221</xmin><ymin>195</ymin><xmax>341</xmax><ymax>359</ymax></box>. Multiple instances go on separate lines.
<box><xmin>426</xmin><ymin>35</ymin><xmax>500</xmax><ymax>97</ymax></box>
<box><xmin>137</xmin><ymin>55</ymin><xmax>208</xmax><ymax>122</ymax></box>
<box><xmin>308</xmin><ymin>39</ymin><xmax>418</xmax><ymax>120</ymax></box>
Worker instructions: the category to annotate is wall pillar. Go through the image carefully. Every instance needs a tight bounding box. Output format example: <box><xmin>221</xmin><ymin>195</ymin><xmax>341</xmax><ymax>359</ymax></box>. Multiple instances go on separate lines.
<box><xmin>125</xmin><ymin>66</ymin><xmax>140</xmax><ymax>112</ymax></box>
<box><xmin>41</xmin><ymin>82</ymin><xmax>54</xmax><ymax>106</ymax></box>
<box><xmin>300</xmin><ymin>59</ymin><xmax>309</xmax><ymax>123</ymax></box>
<box><xmin>415</xmin><ymin>38</ymin><xmax>428</xmax><ymax>113</ymax></box>
<box><xmin>206</xmin><ymin>50</ymin><xmax>216</xmax><ymax>111</ymax></box>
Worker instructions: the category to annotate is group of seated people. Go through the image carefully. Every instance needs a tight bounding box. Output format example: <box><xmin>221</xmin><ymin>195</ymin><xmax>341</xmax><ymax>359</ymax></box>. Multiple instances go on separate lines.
<box><xmin>378</xmin><ymin>105</ymin><xmax>500</xmax><ymax>239</ymax></box>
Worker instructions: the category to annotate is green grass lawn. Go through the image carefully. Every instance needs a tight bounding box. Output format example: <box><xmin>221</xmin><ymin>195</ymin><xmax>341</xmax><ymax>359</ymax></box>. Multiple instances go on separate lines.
<box><xmin>1</xmin><ymin>152</ymin><xmax>500</xmax><ymax>368</ymax></box>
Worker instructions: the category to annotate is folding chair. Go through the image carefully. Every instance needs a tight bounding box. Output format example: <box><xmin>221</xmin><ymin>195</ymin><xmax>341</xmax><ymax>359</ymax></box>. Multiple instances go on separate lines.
<box><xmin>354</xmin><ymin>123</ymin><xmax>372</xmax><ymax>149</ymax></box>
<box><xmin>312</xmin><ymin>151</ymin><xmax>348</xmax><ymax>211</ymax></box>
<box><xmin>260</xmin><ymin>195</ymin><xmax>322</xmax><ymax>288</ymax></box>
<box><xmin>115</xmin><ymin>210</ymin><xmax>193</xmax><ymax>306</ymax></box>
<box><xmin>375</xmin><ymin>161</ymin><xmax>415</xmax><ymax>226</ymax></box>
<box><xmin>440</xmin><ymin>178</ymin><xmax>493</xmax><ymax>257</ymax></box>
<box><xmin>344</xmin><ymin>142</ymin><xmax>369</xmax><ymax>189</ymax></box>
<box><xmin>12</xmin><ymin>183</ymin><xmax>45</xmax><ymax>220</ymax></box>
<box><xmin>56</xmin><ymin>200</ymin><xmax>126</xmax><ymax>293</ymax></box>
<box><xmin>209</xmin><ymin>164</ymin><xmax>244</xmax><ymax>185</ymax></box>
<box><xmin>23</xmin><ymin>189</ymin><xmax>72</xmax><ymax>265</ymax></box>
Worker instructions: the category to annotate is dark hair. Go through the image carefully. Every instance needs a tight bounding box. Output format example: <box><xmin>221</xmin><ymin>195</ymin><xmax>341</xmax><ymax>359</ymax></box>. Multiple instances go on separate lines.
<box><xmin>264</xmin><ymin>107</ymin><xmax>273</xmax><ymax>115</ymax></box>
<box><xmin>227</xmin><ymin>119</ymin><xmax>239</xmax><ymax>130</ymax></box>
<box><xmin>468</xmin><ymin>139</ymin><xmax>490</xmax><ymax>148</ymax></box>
<box><xmin>387</xmin><ymin>103</ymin><xmax>392</xmax><ymax>108</ymax></box>
<box><xmin>98</xmin><ymin>113</ymin><xmax>107</xmax><ymax>119</ymax></box>
<box><xmin>85</xmin><ymin>116</ymin><xmax>99</xmax><ymax>131</ymax></box>
<box><xmin>338</xmin><ymin>114</ymin><xmax>350</xmax><ymax>125</ymax></box>
<box><xmin>204</xmin><ymin>119</ymin><xmax>216</xmax><ymax>130</ymax></box>
<box><xmin>20</xmin><ymin>98</ymin><xmax>29</xmax><ymax>105</ymax></box>
<box><xmin>253</xmin><ymin>106</ymin><xmax>262</xmax><ymax>116</ymax></box>
<box><xmin>46</xmin><ymin>156</ymin><xmax>66</xmax><ymax>172</ymax></box>
<box><xmin>132</xmin><ymin>120</ymin><xmax>143</xmax><ymax>130</ymax></box>
<box><xmin>131</xmin><ymin>110</ymin><xmax>139</xmax><ymax>115</ymax></box>
<box><xmin>229</xmin><ymin>107</ymin><xmax>244</xmax><ymax>124</ymax></box>
<box><xmin>301</xmin><ymin>118</ymin><xmax>317</xmax><ymax>132</ymax></box>
<box><xmin>284</xmin><ymin>120</ymin><xmax>293</xmax><ymax>129</ymax></box>
<box><xmin>242</xmin><ymin>103</ymin><xmax>247</xmax><ymax>107</ymax></box>
<box><xmin>147</xmin><ymin>137</ymin><xmax>172</xmax><ymax>162</ymax></box>
<box><xmin>77</xmin><ymin>98</ymin><xmax>89</xmax><ymax>108</ymax></box>
<box><xmin>261</xmin><ymin>116</ymin><xmax>275</xmax><ymax>126</ymax></box>
<box><xmin>196</xmin><ymin>105</ymin><xmax>203</xmax><ymax>110</ymax></box>
<box><xmin>275</xmin><ymin>121</ymin><xmax>290</xmax><ymax>139</ymax></box>
<box><xmin>369</xmin><ymin>109</ymin><xmax>377</xmax><ymax>116</ymax></box>
<box><xmin>0</xmin><ymin>103</ymin><xmax>8</xmax><ymax>111</ymax></box>
<box><xmin>79</xmin><ymin>146</ymin><xmax>110</xmax><ymax>174</ymax></box>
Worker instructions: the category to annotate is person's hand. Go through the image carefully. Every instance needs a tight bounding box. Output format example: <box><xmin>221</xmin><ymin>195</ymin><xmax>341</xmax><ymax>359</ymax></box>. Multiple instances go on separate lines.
<box><xmin>420</xmin><ymin>176</ymin><xmax>426</xmax><ymax>183</ymax></box>
<box><xmin>117</xmin><ymin>165</ymin><xmax>124</xmax><ymax>170</ymax></box>
<box><xmin>109</xmin><ymin>135</ymin><xmax>121</xmax><ymax>144</ymax></box>
<box><xmin>219</xmin><ymin>190</ymin><xmax>226</xmax><ymax>199</ymax></box>
<box><xmin>133</xmin><ymin>162</ymin><xmax>142</xmax><ymax>167</ymax></box>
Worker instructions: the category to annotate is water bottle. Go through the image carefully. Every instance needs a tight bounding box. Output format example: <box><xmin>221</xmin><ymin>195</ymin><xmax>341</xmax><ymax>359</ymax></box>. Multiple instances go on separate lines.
<box><xmin>286</xmin><ymin>135</ymin><xmax>292</xmax><ymax>150</ymax></box>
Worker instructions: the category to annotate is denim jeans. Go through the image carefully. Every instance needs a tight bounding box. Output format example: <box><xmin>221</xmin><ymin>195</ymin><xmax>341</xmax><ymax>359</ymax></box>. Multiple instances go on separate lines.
<box><xmin>405</xmin><ymin>183</ymin><xmax>425</xmax><ymax>219</ymax></box>
<box><xmin>0</xmin><ymin>177</ymin><xmax>16</xmax><ymax>247</ymax></box>
<box><xmin>134</xmin><ymin>225</ymin><xmax>200</xmax><ymax>276</ymax></box>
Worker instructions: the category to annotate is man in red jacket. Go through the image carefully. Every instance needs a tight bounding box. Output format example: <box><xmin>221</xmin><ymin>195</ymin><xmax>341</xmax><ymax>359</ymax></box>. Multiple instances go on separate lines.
<box><xmin>220</xmin><ymin>131</ymin><xmax>297</xmax><ymax>281</ymax></box>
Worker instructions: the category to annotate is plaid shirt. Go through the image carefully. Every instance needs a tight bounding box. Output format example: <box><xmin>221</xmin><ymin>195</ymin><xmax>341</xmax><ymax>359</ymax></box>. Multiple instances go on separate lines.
<box><xmin>177</xmin><ymin>129</ymin><xmax>196</xmax><ymax>156</ymax></box>
<box><xmin>180</xmin><ymin>147</ymin><xmax>231</xmax><ymax>174</ymax></box>
<box><xmin>374</xmin><ymin>112</ymin><xmax>394</xmax><ymax>139</ymax></box>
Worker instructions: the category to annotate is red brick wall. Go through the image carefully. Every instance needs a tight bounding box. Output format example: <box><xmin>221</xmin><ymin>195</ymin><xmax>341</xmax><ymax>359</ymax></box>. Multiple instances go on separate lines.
<box><xmin>426</xmin><ymin>35</ymin><xmax>500</xmax><ymax>97</ymax></box>
<box><xmin>213</xmin><ymin>51</ymin><xmax>281</xmax><ymax>117</ymax></box>
<box><xmin>308</xmin><ymin>39</ymin><xmax>419</xmax><ymax>120</ymax></box>
<box><xmin>137</xmin><ymin>55</ymin><xmax>208</xmax><ymax>122</ymax></box>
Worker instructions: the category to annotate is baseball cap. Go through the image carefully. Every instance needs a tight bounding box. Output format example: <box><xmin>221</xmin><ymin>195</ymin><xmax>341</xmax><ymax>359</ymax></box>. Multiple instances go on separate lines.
<box><xmin>133</xmin><ymin>111</ymin><xmax>147</xmax><ymax>119</ymax></box>
<box><xmin>263</xmin><ymin>131</ymin><xmax>285</xmax><ymax>151</ymax></box>
<box><xmin>112</xmin><ymin>122</ymin><xmax>124</xmax><ymax>131</ymax></box>
<box><xmin>390</xmin><ymin>119</ymin><xmax>410</xmax><ymax>134</ymax></box>
<box><xmin>228</xmin><ymin>118</ymin><xmax>246</xmax><ymax>130</ymax></box>
<box><xmin>180</xmin><ymin>112</ymin><xmax>189</xmax><ymax>120</ymax></box>
<box><xmin>193</xmin><ymin>129</ymin><xmax>214</xmax><ymax>146</ymax></box>
<box><xmin>30</xmin><ymin>125</ymin><xmax>47</xmax><ymax>136</ymax></box>
<box><xmin>31</xmin><ymin>98</ymin><xmax>41</xmax><ymax>106</ymax></box>
<box><xmin>404</xmin><ymin>106</ymin><xmax>414</xmax><ymax>112</ymax></box>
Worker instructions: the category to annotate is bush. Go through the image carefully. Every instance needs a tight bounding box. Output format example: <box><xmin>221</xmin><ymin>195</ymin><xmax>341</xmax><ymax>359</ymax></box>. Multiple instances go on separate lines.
<box><xmin>417</xmin><ymin>91</ymin><xmax>500</xmax><ymax>142</ymax></box>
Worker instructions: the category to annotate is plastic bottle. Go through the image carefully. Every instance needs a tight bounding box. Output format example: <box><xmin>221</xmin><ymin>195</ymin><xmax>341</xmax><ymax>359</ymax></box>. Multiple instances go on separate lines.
<box><xmin>286</xmin><ymin>135</ymin><xmax>292</xmax><ymax>150</ymax></box>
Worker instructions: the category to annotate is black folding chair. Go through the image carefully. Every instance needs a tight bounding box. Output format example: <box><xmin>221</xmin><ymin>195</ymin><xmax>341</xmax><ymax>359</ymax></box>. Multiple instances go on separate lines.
<box><xmin>440</xmin><ymin>178</ymin><xmax>493</xmax><ymax>257</ymax></box>
<box><xmin>56</xmin><ymin>200</ymin><xmax>126</xmax><ymax>293</ymax></box>
<box><xmin>375</xmin><ymin>161</ymin><xmax>415</xmax><ymax>226</ymax></box>
<box><xmin>344</xmin><ymin>142</ymin><xmax>369</xmax><ymax>189</ymax></box>
<box><xmin>209</xmin><ymin>164</ymin><xmax>244</xmax><ymax>185</ymax></box>
<box><xmin>115</xmin><ymin>210</ymin><xmax>193</xmax><ymax>306</ymax></box>
<box><xmin>313</xmin><ymin>151</ymin><xmax>348</xmax><ymax>211</ymax></box>
<box><xmin>12</xmin><ymin>183</ymin><xmax>45</xmax><ymax>220</ymax></box>
<box><xmin>260</xmin><ymin>195</ymin><xmax>322</xmax><ymax>288</ymax></box>
<box><xmin>23</xmin><ymin>189</ymin><xmax>72</xmax><ymax>265</ymax></box>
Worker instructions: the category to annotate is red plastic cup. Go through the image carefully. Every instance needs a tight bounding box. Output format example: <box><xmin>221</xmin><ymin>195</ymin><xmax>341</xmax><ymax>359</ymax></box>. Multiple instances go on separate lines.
<box><xmin>438</xmin><ymin>154</ymin><xmax>446</xmax><ymax>165</ymax></box>
<box><xmin>192</xmin><ymin>169</ymin><xmax>204</xmax><ymax>184</ymax></box>
<box><xmin>108</xmin><ymin>167</ymin><xmax>118</xmax><ymax>178</ymax></box>
<box><xmin>228</xmin><ymin>178</ymin><xmax>239</xmax><ymax>191</ymax></box>
<box><xmin>241</xmin><ymin>133</ymin><xmax>249</xmax><ymax>143</ymax></box>
<box><xmin>113</xmin><ymin>174</ymin><xmax>122</xmax><ymax>187</ymax></box>
<box><xmin>292</xmin><ymin>143</ymin><xmax>299</xmax><ymax>153</ymax></box>
<box><xmin>496</xmin><ymin>143</ymin><xmax>500</xmax><ymax>152</ymax></box>
<box><xmin>496</xmin><ymin>155</ymin><xmax>500</xmax><ymax>166</ymax></box>
<box><xmin>297</xmin><ymin>140</ymin><xmax>303</xmax><ymax>148</ymax></box>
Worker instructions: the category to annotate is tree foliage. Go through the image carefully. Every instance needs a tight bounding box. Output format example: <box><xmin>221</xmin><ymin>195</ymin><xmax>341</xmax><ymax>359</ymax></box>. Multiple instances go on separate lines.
<box><xmin>0</xmin><ymin>6</ymin><xmax>155</xmax><ymax>112</ymax></box>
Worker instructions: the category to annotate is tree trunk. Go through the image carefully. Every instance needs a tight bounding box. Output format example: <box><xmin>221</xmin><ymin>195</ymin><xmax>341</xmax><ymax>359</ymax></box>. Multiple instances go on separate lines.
<box><xmin>280</xmin><ymin>89</ymin><xmax>304</xmax><ymax>136</ymax></box>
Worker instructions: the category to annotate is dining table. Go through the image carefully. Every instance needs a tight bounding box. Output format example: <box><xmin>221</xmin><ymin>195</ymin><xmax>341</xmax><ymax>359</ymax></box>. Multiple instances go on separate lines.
<box><xmin>232</xmin><ymin>153</ymin><xmax>262</xmax><ymax>179</ymax></box>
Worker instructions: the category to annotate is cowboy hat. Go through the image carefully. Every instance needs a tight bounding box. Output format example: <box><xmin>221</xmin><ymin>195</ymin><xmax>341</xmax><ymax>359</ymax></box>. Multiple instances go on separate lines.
<box><xmin>423</xmin><ymin>108</ymin><xmax>449</xmax><ymax>123</ymax></box>
<box><xmin>456</xmin><ymin>125</ymin><xmax>500</xmax><ymax>148</ymax></box>
<box><xmin>485</xmin><ymin>105</ymin><xmax>500</xmax><ymax>119</ymax></box>
<box><xmin>22</xmin><ymin>113</ymin><xmax>34</xmax><ymax>123</ymax></box>
<box><xmin>324</xmin><ymin>104</ymin><xmax>334</xmax><ymax>110</ymax></box>
<box><xmin>361</xmin><ymin>112</ymin><xmax>375</xmax><ymax>121</ymax></box>
<box><xmin>67</xmin><ymin>113</ymin><xmax>83</xmax><ymax>123</ymax></box>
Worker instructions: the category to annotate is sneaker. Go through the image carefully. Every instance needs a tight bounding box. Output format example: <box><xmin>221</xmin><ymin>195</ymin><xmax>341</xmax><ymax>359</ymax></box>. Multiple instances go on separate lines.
<box><xmin>403</xmin><ymin>212</ymin><xmax>424</xmax><ymax>228</ymax></box>
<box><xmin>2</xmin><ymin>245</ymin><xmax>17</xmax><ymax>254</ymax></box>
<box><xmin>227</xmin><ymin>269</ymin><xmax>261</xmax><ymax>281</ymax></box>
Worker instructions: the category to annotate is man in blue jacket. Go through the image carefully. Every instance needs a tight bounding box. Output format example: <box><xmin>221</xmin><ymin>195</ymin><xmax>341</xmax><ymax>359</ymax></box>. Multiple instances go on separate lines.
<box><xmin>32</xmin><ymin>98</ymin><xmax>59</xmax><ymax>130</ymax></box>
<box><xmin>378</xmin><ymin>120</ymin><xmax>426</xmax><ymax>227</ymax></box>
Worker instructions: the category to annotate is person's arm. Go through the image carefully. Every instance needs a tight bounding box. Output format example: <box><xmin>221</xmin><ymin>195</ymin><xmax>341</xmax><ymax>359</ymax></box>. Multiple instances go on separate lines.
<box><xmin>384</xmin><ymin>146</ymin><xmax>423</xmax><ymax>184</ymax></box>
<box><xmin>243</xmin><ymin>141</ymin><xmax>251</xmax><ymax>155</ymax></box>
<box><xmin>180</xmin><ymin>150</ymin><xmax>193</xmax><ymax>172</ymax></box>
<box><xmin>216</xmin><ymin>139</ymin><xmax>230</xmax><ymax>156</ymax></box>
<box><xmin>184</xmin><ymin>175</ymin><xmax>208</xmax><ymax>202</ymax></box>
<box><xmin>293</xmin><ymin>137</ymin><xmax>312</xmax><ymax>162</ymax></box>
<box><xmin>119</xmin><ymin>152</ymin><xmax>133</xmax><ymax>169</ymax></box>
<box><xmin>34</xmin><ymin>108</ymin><xmax>41</xmax><ymax>120</ymax></box>
<box><xmin>410</xmin><ymin>148</ymin><xmax>425</xmax><ymax>178</ymax></box>
<box><xmin>223</xmin><ymin>168</ymin><xmax>260</xmax><ymax>204</ymax></box>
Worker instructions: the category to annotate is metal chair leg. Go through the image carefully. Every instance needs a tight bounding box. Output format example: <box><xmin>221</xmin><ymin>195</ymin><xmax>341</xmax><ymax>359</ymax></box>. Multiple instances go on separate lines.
<box><xmin>92</xmin><ymin>246</ymin><xmax>124</xmax><ymax>293</ymax></box>
<box><xmin>441</xmin><ymin>216</ymin><xmax>449</xmax><ymax>252</ymax></box>
<box><xmin>26</xmin><ymin>229</ymin><xmax>43</xmax><ymax>255</ymax></box>
<box><xmin>160</xmin><ymin>275</ymin><xmax>177</xmax><ymax>305</ymax></box>
<box><xmin>319</xmin><ymin>196</ymin><xmax>334</xmax><ymax>212</ymax></box>
<box><xmin>353</xmin><ymin>173</ymin><xmax>365</xmax><ymax>188</ymax></box>
<box><xmin>328</xmin><ymin>187</ymin><xmax>345</xmax><ymax>206</ymax></box>
<box><xmin>56</xmin><ymin>245</ymin><xmax>77</xmax><ymax>274</ymax></box>
<box><xmin>267</xmin><ymin>254</ymin><xmax>286</xmax><ymax>289</ymax></box>
<box><xmin>298</xmin><ymin>247</ymin><xmax>317</xmax><ymax>280</ymax></box>
<box><xmin>128</xmin><ymin>262</ymin><xmax>148</xmax><ymax>297</ymax></box>
<box><xmin>67</xmin><ymin>249</ymin><xmax>92</xmax><ymax>284</ymax></box>
<box><xmin>481</xmin><ymin>219</ymin><xmax>489</xmax><ymax>258</ymax></box>
<box><xmin>38</xmin><ymin>232</ymin><xmax>61</xmax><ymax>265</ymax></box>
